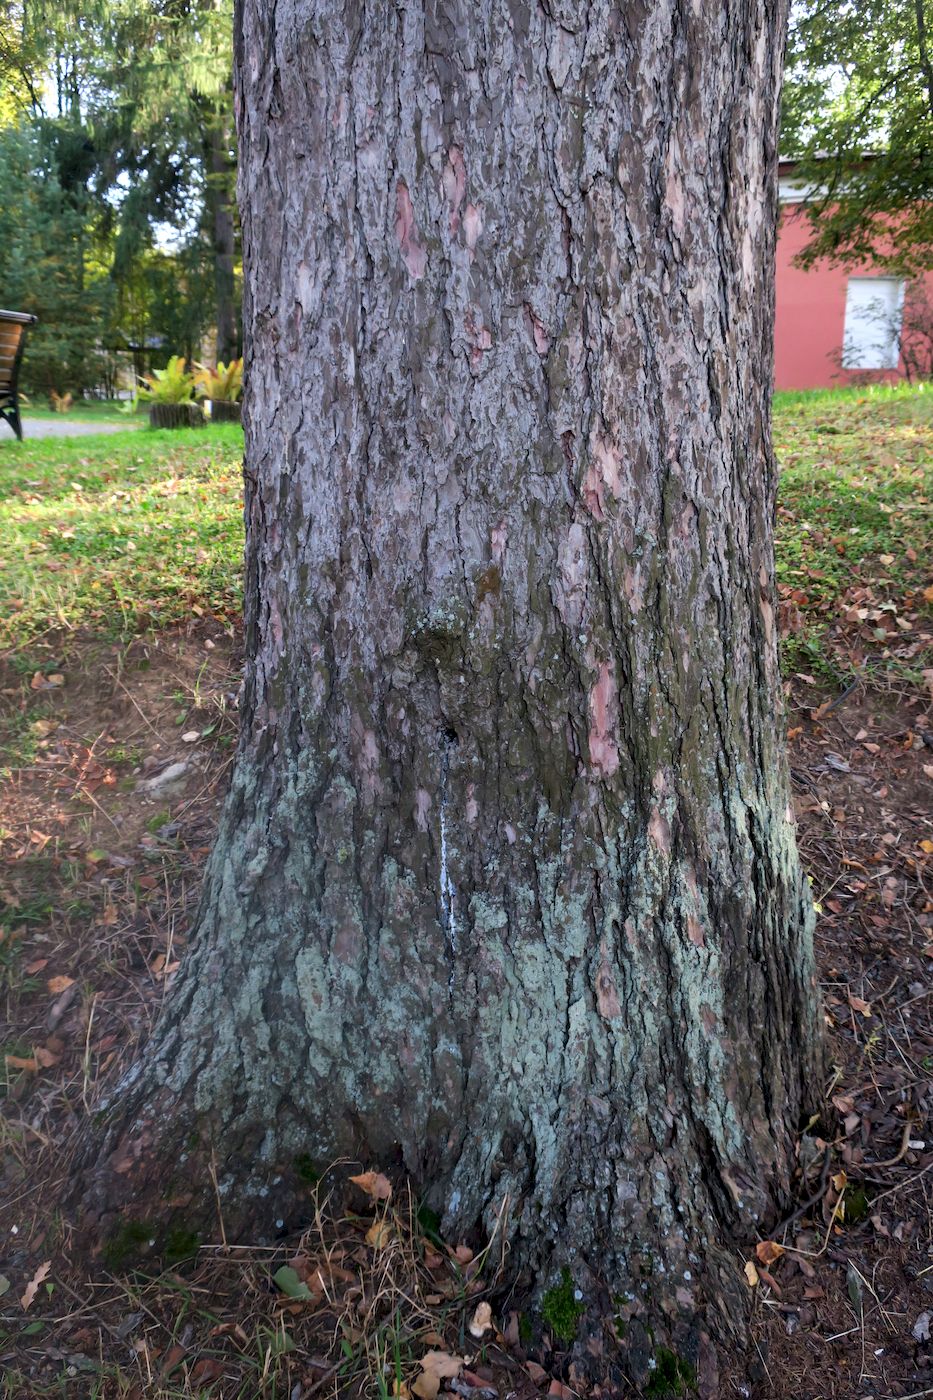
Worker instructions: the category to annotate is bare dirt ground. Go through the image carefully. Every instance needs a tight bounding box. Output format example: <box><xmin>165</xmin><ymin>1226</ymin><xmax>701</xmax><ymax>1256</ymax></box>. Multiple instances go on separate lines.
<box><xmin>0</xmin><ymin>625</ymin><xmax>930</xmax><ymax>1399</ymax></box>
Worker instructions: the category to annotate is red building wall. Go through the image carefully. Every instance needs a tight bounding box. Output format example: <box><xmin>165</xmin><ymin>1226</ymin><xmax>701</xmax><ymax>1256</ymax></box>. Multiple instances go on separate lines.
<box><xmin>774</xmin><ymin>204</ymin><xmax>932</xmax><ymax>391</ymax></box>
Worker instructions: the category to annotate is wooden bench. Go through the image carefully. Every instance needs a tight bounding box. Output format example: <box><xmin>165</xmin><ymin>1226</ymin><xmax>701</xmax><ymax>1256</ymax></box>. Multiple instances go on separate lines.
<box><xmin>0</xmin><ymin>310</ymin><xmax>38</xmax><ymax>441</ymax></box>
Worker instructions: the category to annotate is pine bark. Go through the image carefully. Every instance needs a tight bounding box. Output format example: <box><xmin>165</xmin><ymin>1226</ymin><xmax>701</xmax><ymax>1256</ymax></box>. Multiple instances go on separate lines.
<box><xmin>87</xmin><ymin>0</ymin><xmax>822</xmax><ymax>1383</ymax></box>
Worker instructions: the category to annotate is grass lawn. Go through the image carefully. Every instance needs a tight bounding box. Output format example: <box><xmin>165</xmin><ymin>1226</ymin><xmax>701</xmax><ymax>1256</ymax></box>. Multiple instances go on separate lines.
<box><xmin>0</xmin><ymin>423</ymin><xmax>244</xmax><ymax>649</ymax></box>
<box><xmin>0</xmin><ymin>386</ymin><xmax>929</xmax><ymax>681</ymax></box>
<box><xmin>773</xmin><ymin>382</ymin><xmax>932</xmax><ymax>685</ymax></box>
<box><xmin>19</xmin><ymin>398</ymin><xmax>137</xmax><ymax>425</ymax></box>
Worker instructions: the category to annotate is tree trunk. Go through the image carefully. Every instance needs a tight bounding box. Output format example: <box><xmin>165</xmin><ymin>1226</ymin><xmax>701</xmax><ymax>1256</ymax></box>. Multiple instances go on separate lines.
<box><xmin>148</xmin><ymin>402</ymin><xmax>204</xmax><ymax>429</ymax></box>
<box><xmin>207</xmin><ymin>113</ymin><xmax>238</xmax><ymax>364</ymax></box>
<box><xmin>87</xmin><ymin>0</ymin><xmax>822</xmax><ymax>1382</ymax></box>
<box><xmin>208</xmin><ymin>397</ymin><xmax>242</xmax><ymax>423</ymax></box>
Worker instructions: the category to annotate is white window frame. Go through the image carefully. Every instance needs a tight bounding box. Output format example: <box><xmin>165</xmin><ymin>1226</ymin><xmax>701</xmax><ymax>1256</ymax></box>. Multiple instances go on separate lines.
<box><xmin>842</xmin><ymin>277</ymin><xmax>906</xmax><ymax>371</ymax></box>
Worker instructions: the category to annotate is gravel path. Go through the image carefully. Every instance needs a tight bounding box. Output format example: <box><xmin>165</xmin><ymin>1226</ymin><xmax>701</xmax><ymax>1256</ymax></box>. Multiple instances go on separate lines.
<box><xmin>4</xmin><ymin>417</ymin><xmax>140</xmax><ymax>441</ymax></box>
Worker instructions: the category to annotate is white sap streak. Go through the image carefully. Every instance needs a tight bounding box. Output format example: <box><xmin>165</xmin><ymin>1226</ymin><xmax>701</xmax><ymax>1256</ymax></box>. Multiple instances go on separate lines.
<box><xmin>439</xmin><ymin>743</ymin><xmax>458</xmax><ymax>989</ymax></box>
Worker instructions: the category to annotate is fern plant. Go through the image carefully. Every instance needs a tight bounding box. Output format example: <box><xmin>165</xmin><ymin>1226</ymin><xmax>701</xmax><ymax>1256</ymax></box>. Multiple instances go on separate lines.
<box><xmin>135</xmin><ymin>356</ymin><xmax>198</xmax><ymax>405</ymax></box>
<box><xmin>194</xmin><ymin>358</ymin><xmax>243</xmax><ymax>403</ymax></box>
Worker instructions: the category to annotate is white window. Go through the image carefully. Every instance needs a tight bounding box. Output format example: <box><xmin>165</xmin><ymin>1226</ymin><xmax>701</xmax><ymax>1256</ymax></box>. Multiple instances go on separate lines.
<box><xmin>842</xmin><ymin>277</ymin><xmax>905</xmax><ymax>370</ymax></box>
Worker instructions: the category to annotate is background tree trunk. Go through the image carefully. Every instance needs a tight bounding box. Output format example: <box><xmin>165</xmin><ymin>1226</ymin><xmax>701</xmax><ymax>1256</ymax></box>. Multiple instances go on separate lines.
<box><xmin>90</xmin><ymin>0</ymin><xmax>822</xmax><ymax>1380</ymax></box>
<box><xmin>207</xmin><ymin>113</ymin><xmax>238</xmax><ymax>363</ymax></box>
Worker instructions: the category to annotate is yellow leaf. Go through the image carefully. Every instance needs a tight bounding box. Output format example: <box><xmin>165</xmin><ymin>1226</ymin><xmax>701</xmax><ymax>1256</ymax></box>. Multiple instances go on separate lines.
<box><xmin>349</xmin><ymin>1170</ymin><xmax>393</xmax><ymax>1203</ymax></box>
<box><xmin>47</xmin><ymin>976</ymin><xmax>75</xmax><ymax>996</ymax></box>
<box><xmin>744</xmin><ymin>1260</ymin><xmax>759</xmax><ymax>1288</ymax></box>
<box><xmin>365</xmin><ymin>1219</ymin><xmax>393</xmax><ymax>1250</ymax></box>
<box><xmin>919</xmin><ymin>839</ymin><xmax>933</xmax><ymax>855</ymax></box>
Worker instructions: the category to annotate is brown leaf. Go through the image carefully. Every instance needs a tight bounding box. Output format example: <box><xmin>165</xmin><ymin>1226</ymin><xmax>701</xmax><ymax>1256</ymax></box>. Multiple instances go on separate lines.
<box><xmin>46</xmin><ymin>975</ymin><xmax>75</xmax><ymax>995</ymax></box>
<box><xmin>525</xmin><ymin>1361</ymin><xmax>549</xmax><ymax>1384</ymax></box>
<box><xmin>847</xmin><ymin>993</ymin><xmax>872</xmax><ymax>1017</ymax></box>
<box><xmin>349</xmin><ymin>1170</ymin><xmax>393</xmax><ymax>1203</ymax></box>
<box><xmin>755</xmin><ymin>1240</ymin><xmax>785</xmax><ymax>1266</ymax></box>
<box><xmin>5</xmin><ymin>1054</ymin><xmax>37</xmax><ymax>1072</ymax></box>
<box><xmin>20</xmin><ymin>1261</ymin><xmax>51</xmax><ymax>1311</ymax></box>
<box><xmin>412</xmin><ymin>1350</ymin><xmax>464</xmax><ymax>1400</ymax></box>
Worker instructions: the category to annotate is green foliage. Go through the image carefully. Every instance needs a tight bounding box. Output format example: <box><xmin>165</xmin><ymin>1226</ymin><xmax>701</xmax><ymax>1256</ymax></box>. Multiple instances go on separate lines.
<box><xmin>135</xmin><ymin>355</ymin><xmax>197</xmax><ymax>405</ymax></box>
<box><xmin>782</xmin><ymin>0</ymin><xmax>933</xmax><ymax>275</ymax></box>
<box><xmin>195</xmin><ymin>358</ymin><xmax>243</xmax><ymax>403</ymax></box>
<box><xmin>0</xmin><ymin>120</ymin><xmax>114</xmax><ymax>395</ymax></box>
<box><xmin>0</xmin><ymin>0</ymin><xmax>239</xmax><ymax>393</ymax></box>
<box><xmin>541</xmin><ymin>1268</ymin><xmax>584</xmax><ymax>1343</ymax></box>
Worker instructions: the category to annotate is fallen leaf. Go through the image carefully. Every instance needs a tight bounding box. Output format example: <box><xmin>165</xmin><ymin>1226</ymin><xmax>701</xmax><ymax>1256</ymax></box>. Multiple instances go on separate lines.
<box><xmin>273</xmin><ymin>1265</ymin><xmax>313</xmax><ymax>1300</ymax></box>
<box><xmin>469</xmin><ymin>1301</ymin><xmax>493</xmax><ymax>1338</ymax></box>
<box><xmin>181</xmin><ymin>730</ymin><xmax>200</xmax><ymax>743</ymax></box>
<box><xmin>5</xmin><ymin>1054</ymin><xmax>37</xmax><ymax>1072</ymax></box>
<box><xmin>525</xmin><ymin>1361</ymin><xmax>549</xmax><ymax>1383</ymax></box>
<box><xmin>920</xmin><ymin>840</ymin><xmax>933</xmax><ymax>855</ymax></box>
<box><xmin>755</xmin><ymin>1241</ymin><xmax>785</xmax><ymax>1266</ymax></box>
<box><xmin>20</xmin><ymin>1261</ymin><xmax>51</xmax><ymax>1311</ymax></box>
<box><xmin>412</xmin><ymin>1350</ymin><xmax>463</xmax><ymax>1400</ymax></box>
<box><xmin>349</xmin><ymin>1170</ymin><xmax>392</xmax><ymax>1203</ymax></box>
<box><xmin>0</xmin><ymin>1276</ymin><xmax>9</xmax><ymax>1297</ymax></box>
<box><xmin>848</xmin><ymin>994</ymin><xmax>872</xmax><ymax>1017</ymax></box>
<box><xmin>33</xmin><ymin>1046</ymin><xmax>60</xmax><ymax>1068</ymax></box>
<box><xmin>744</xmin><ymin>1260</ymin><xmax>760</xmax><ymax>1288</ymax></box>
<box><xmin>365</xmin><ymin>1219</ymin><xmax>393</xmax><ymax>1250</ymax></box>
<box><xmin>912</xmin><ymin>1311</ymin><xmax>931</xmax><ymax>1342</ymax></box>
<box><xmin>46</xmin><ymin>975</ymin><xmax>75</xmax><ymax>995</ymax></box>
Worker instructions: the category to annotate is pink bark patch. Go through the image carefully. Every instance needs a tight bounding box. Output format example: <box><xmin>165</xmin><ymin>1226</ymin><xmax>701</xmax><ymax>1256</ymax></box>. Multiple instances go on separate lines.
<box><xmin>414</xmin><ymin>788</ymin><xmax>432</xmax><ymax>832</ymax></box>
<box><xmin>582</xmin><ymin>431</ymin><xmax>623</xmax><ymax>520</ymax></box>
<box><xmin>588</xmin><ymin>662</ymin><xmax>619</xmax><ymax>778</ymax></box>
<box><xmin>463</xmin><ymin>203</ymin><xmax>483</xmax><ymax>256</ymax></box>
<box><xmin>394</xmin><ymin>180</ymin><xmax>427</xmax><ymax>280</ymax></box>
<box><xmin>647</xmin><ymin>807</ymin><xmax>671</xmax><ymax>856</ymax></box>
<box><xmin>524</xmin><ymin>304</ymin><xmax>550</xmax><ymax>355</ymax></box>
<box><xmin>442</xmin><ymin>146</ymin><xmax>466</xmax><ymax>233</ymax></box>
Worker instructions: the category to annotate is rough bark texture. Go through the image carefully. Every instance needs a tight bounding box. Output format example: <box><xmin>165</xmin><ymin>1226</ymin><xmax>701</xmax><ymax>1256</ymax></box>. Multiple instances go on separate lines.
<box><xmin>208</xmin><ymin>397</ymin><xmax>243</xmax><ymax>423</ymax></box>
<box><xmin>92</xmin><ymin>0</ymin><xmax>822</xmax><ymax>1382</ymax></box>
<box><xmin>148</xmin><ymin>402</ymin><xmax>205</xmax><ymax>429</ymax></box>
